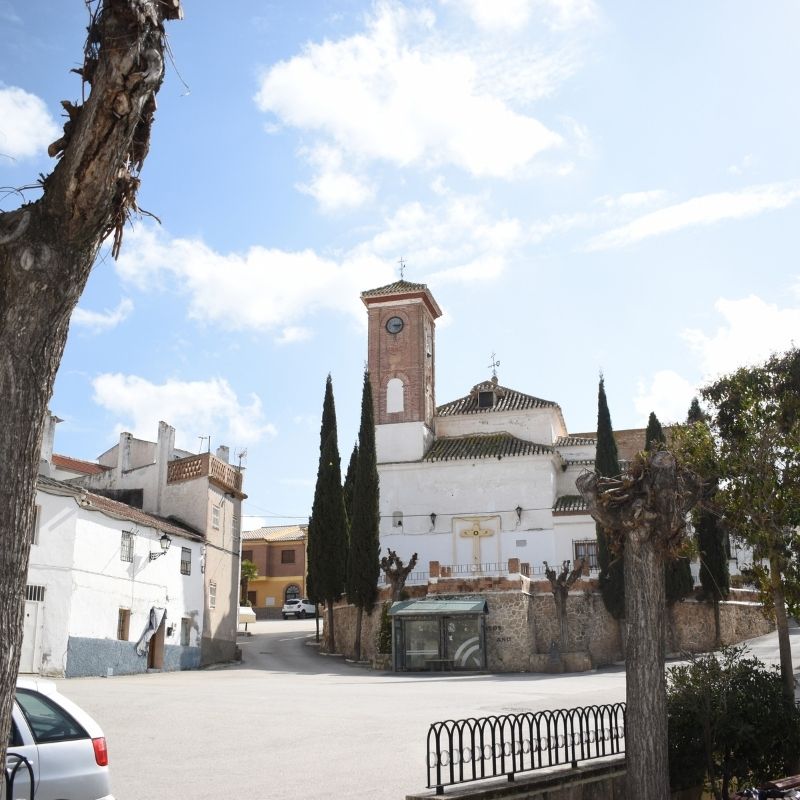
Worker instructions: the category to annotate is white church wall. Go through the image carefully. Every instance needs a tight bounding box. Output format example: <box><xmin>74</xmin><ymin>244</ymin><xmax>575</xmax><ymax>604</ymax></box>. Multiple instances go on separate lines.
<box><xmin>378</xmin><ymin>456</ymin><xmax>560</xmax><ymax>569</ymax></box>
<box><xmin>556</xmin><ymin>465</ymin><xmax>589</xmax><ymax>496</ymax></box>
<box><xmin>556</xmin><ymin>442</ymin><xmax>597</xmax><ymax>461</ymax></box>
<box><xmin>435</xmin><ymin>407</ymin><xmax>561</xmax><ymax>445</ymax></box>
<box><xmin>376</xmin><ymin>421</ymin><xmax>434</xmax><ymax>463</ymax></box>
<box><xmin>552</xmin><ymin>516</ymin><xmax>597</xmax><ymax>566</ymax></box>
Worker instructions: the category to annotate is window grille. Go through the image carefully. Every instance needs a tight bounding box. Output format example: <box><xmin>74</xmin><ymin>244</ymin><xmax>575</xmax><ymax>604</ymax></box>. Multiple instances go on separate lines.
<box><xmin>120</xmin><ymin>531</ymin><xmax>134</xmax><ymax>563</ymax></box>
<box><xmin>180</xmin><ymin>547</ymin><xmax>191</xmax><ymax>575</ymax></box>
<box><xmin>209</xmin><ymin>581</ymin><xmax>217</xmax><ymax>609</ymax></box>
<box><xmin>573</xmin><ymin>539</ymin><xmax>598</xmax><ymax>570</ymax></box>
<box><xmin>25</xmin><ymin>585</ymin><xmax>45</xmax><ymax>602</ymax></box>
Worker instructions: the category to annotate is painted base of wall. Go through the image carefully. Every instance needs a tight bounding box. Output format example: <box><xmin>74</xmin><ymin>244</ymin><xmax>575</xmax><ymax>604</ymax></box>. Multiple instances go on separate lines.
<box><xmin>200</xmin><ymin>636</ymin><xmax>238</xmax><ymax>666</ymax></box>
<box><xmin>64</xmin><ymin>637</ymin><xmax>201</xmax><ymax>678</ymax></box>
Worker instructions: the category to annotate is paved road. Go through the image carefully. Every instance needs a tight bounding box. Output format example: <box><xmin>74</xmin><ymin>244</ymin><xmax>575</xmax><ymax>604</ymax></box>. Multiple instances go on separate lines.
<box><xmin>53</xmin><ymin>619</ymin><xmax>800</xmax><ymax>800</ymax></box>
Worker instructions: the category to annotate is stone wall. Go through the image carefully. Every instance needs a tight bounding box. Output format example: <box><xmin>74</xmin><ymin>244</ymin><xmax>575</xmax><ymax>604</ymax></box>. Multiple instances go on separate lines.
<box><xmin>328</xmin><ymin>580</ymin><xmax>774</xmax><ymax>672</ymax></box>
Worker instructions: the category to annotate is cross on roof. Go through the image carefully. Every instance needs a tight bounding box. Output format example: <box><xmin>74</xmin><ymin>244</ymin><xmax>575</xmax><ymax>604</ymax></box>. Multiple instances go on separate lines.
<box><xmin>398</xmin><ymin>256</ymin><xmax>406</xmax><ymax>280</ymax></box>
<box><xmin>488</xmin><ymin>352</ymin><xmax>500</xmax><ymax>379</ymax></box>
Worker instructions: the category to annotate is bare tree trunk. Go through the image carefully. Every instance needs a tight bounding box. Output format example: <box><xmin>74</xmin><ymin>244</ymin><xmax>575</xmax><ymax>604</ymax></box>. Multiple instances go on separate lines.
<box><xmin>0</xmin><ymin>0</ymin><xmax>180</xmax><ymax>765</ymax></box>
<box><xmin>769</xmin><ymin>553</ymin><xmax>795</xmax><ymax>706</ymax></box>
<box><xmin>354</xmin><ymin>605</ymin><xmax>363</xmax><ymax>661</ymax></box>
<box><xmin>625</xmin><ymin>524</ymin><xmax>669</xmax><ymax>800</ymax></box>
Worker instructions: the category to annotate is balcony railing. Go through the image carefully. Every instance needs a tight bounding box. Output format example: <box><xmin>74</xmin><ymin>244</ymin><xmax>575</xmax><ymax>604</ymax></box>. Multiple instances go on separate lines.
<box><xmin>167</xmin><ymin>452</ymin><xmax>243</xmax><ymax>494</ymax></box>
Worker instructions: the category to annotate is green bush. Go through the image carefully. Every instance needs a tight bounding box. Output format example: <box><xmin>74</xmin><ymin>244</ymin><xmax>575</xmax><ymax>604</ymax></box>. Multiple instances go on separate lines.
<box><xmin>667</xmin><ymin>646</ymin><xmax>800</xmax><ymax>798</ymax></box>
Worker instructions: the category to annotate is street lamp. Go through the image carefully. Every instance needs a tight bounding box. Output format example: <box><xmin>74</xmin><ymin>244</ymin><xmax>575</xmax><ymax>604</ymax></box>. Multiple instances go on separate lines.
<box><xmin>149</xmin><ymin>533</ymin><xmax>172</xmax><ymax>561</ymax></box>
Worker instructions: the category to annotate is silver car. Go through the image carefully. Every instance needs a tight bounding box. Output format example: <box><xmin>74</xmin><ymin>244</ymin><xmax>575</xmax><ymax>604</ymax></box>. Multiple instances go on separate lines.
<box><xmin>5</xmin><ymin>678</ymin><xmax>113</xmax><ymax>800</ymax></box>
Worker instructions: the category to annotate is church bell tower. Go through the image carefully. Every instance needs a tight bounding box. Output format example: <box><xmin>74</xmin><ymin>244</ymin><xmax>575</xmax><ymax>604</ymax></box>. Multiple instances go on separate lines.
<box><xmin>361</xmin><ymin>279</ymin><xmax>442</xmax><ymax>463</ymax></box>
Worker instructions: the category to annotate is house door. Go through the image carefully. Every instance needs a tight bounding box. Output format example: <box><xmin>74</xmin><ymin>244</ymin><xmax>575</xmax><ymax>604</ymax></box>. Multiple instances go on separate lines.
<box><xmin>19</xmin><ymin>600</ymin><xmax>43</xmax><ymax>674</ymax></box>
<box><xmin>147</xmin><ymin>615</ymin><xmax>166</xmax><ymax>669</ymax></box>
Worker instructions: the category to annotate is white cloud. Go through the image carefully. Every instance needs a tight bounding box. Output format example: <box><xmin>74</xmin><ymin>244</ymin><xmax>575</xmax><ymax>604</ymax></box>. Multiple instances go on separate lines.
<box><xmin>254</xmin><ymin>4</ymin><xmax>562</xmax><ymax>180</ymax></box>
<box><xmin>71</xmin><ymin>298</ymin><xmax>133</xmax><ymax>333</ymax></box>
<box><xmin>0</xmin><ymin>86</ymin><xmax>59</xmax><ymax>160</ymax></box>
<box><xmin>276</xmin><ymin>326</ymin><xmax>313</xmax><ymax>345</ymax></box>
<box><xmin>296</xmin><ymin>145</ymin><xmax>374</xmax><ymax>212</ymax></box>
<box><xmin>448</xmin><ymin>0</ymin><xmax>597</xmax><ymax>32</ymax></box>
<box><xmin>634</xmin><ymin>370</ymin><xmax>697</xmax><ymax>426</ymax></box>
<box><xmin>115</xmin><ymin>224</ymin><xmax>394</xmax><ymax>333</ymax></box>
<box><xmin>91</xmin><ymin>373</ymin><xmax>277</xmax><ymax>449</ymax></box>
<box><xmin>599</xmin><ymin>190</ymin><xmax>667</xmax><ymax>210</ymax></box>
<box><xmin>683</xmin><ymin>294</ymin><xmax>800</xmax><ymax>378</ymax></box>
<box><xmin>587</xmin><ymin>181</ymin><xmax>800</xmax><ymax>251</ymax></box>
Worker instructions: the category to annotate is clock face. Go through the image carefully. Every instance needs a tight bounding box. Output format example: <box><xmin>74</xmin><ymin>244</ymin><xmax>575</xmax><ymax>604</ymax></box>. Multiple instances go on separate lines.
<box><xmin>385</xmin><ymin>316</ymin><xmax>404</xmax><ymax>334</ymax></box>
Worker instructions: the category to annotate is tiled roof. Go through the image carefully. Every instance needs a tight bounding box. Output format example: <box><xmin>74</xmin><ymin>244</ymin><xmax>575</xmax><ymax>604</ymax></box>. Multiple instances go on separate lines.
<box><xmin>424</xmin><ymin>433</ymin><xmax>552</xmax><ymax>462</ymax></box>
<box><xmin>553</xmin><ymin>495</ymin><xmax>588</xmax><ymax>514</ymax></box>
<box><xmin>81</xmin><ymin>493</ymin><xmax>203</xmax><ymax>541</ymax></box>
<box><xmin>360</xmin><ymin>280</ymin><xmax>428</xmax><ymax>298</ymax></box>
<box><xmin>37</xmin><ymin>475</ymin><xmax>203</xmax><ymax>540</ymax></box>
<box><xmin>52</xmin><ymin>454</ymin><xmax>110</xmax><ymax>475</ymax></box>
<box><xmin>555</xmin><ymin>436</ymin><xmax>596</xmax><ymax>447</ymax></box>
<box><xmin>563</xmin><ymin>458</ymin><xmax>596</xmax><ymax>467</ymax></box>
<box><xmin>437</xmin><ymin>381</ymin><xmax>558</xmax><ymax>417</ymax></box>
<box><xmin>242</xmin><ymin>525</ymin><xmax>307</xmax><ymax>542</ymax></box>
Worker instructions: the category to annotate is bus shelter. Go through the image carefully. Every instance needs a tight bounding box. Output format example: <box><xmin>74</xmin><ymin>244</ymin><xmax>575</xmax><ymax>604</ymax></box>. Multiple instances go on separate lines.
<box><xmin>389</xmin><ymin>598</ymin><xmax>488</xmax><ymax>672</ymax></box>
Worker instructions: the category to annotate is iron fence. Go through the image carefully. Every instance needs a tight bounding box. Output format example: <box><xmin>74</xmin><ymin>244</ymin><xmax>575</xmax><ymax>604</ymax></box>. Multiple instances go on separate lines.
<box><xmin>426</xmin><ymin>703</ymin><xmax>626</xmax><ymax>794</ymax></box>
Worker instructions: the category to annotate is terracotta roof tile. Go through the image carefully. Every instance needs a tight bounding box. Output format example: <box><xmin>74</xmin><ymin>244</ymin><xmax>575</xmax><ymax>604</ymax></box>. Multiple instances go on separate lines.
<box><xmin>360</xmin><ymin>280</ymin><xmax>428</xmax><ymax>298</ymax></box>
<box><xmin>242</xmin><ymin>525</ymin><xmax>307</xmax><ymax>542</ymax></box>
<box><xmin>437</xmin><ymin>381</ymin><xmax>558</xmax><ymax>417</ymax></box>
<box><xmin>555</xmin><ymin>436</ymin><xmax>596</xmax><ymax>447</ymax></box>
<box><xmin>553</xmin><ymin>495</ymin><xmax>588</xmax><ymax>514</ymax></box>
<box><xmin>52</xmin><ymin>454</ymin><xmax>110</xmax><ymax>475</ymax></box>
<box><xmin>424</xmin><ymin>433</ymin><xmax>552</xmax><ymax>462</ymax></box>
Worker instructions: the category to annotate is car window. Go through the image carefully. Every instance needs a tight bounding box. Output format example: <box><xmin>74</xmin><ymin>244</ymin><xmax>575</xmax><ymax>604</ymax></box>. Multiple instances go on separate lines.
<box><xmin>8</xmin><ymin>718</ymin><xmax>22</xmax><ymax>747</ymax></box>
<box><xmin>15</xmin><ymin>689</ymin><xmax>88</xmax><ymax>743</ymax></box>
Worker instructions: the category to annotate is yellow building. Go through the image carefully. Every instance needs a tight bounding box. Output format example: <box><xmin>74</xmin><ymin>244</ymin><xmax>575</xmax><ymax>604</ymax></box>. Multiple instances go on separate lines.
<box><xmin>241</xmin><ymin>525</ymin><xmax>307</xmax><ymax>616</ymax></box>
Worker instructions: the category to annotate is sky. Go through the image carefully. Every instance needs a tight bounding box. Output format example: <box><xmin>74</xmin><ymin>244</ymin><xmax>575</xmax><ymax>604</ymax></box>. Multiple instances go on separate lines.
<box><xmin>1</xmin><ymin>0</ymin><xmax>799</xmax><ymax>529</ymax></box>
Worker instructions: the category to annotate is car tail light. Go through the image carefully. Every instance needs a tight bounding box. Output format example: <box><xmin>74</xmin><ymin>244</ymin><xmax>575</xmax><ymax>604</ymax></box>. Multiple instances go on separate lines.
<box><xmin>92</xmin><ymin>737</ymin><xmax>108</xmax><ymax>767</ymax></box>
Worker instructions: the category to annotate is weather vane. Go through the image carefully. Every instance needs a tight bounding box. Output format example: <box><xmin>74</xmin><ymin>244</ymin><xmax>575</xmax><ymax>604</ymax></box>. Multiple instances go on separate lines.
<box><xmin>488</xmin><ymin>352</ymin><xmax>500</xmax><ymax>380</ymax></box>
<box><xmin>398</xmin><ymin>256</ymin><xmax>406</xmax><ymax>281</ymax></box>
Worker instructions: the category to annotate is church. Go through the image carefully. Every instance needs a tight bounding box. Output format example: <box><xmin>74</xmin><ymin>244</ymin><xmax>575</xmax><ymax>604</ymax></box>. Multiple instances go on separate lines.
<box><xmin>362</xmin><ymin>279</ymin><xmax>611</xmax><ymax>581</ymax></box>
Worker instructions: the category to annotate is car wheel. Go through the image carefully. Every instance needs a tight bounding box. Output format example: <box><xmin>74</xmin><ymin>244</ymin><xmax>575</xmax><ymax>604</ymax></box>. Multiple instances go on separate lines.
<box><xmin>282</xmin><ymin>614</ymin><xmax>287</xmax><ymax>620</ymax></box>
<box><xmin>299</xmin><ymin>610</ymin><xmax>307</xmax><ymax>619</ymax></box>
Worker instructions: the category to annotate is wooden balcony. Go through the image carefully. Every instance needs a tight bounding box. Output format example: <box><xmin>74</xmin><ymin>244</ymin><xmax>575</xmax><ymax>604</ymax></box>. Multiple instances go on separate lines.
<box><xmin>167</xmin><ymin>452</ymin><xmax>245</xmax><ymax>498</ymax></box>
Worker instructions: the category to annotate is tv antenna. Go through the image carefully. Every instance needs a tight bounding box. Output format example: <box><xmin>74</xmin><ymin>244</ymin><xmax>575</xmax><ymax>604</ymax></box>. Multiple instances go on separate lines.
<box><xmin>235</xmin><ymin>448</ymin><xmax>248</xmax><ymax>471</ymax></box>
<box><xmin>198</xmin><ymin>435</ymin><xmax>210</xmax><ymax>453</ymax></box>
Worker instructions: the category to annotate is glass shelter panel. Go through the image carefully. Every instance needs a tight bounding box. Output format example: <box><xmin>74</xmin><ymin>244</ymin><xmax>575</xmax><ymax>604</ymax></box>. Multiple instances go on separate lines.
<box><xmin>444</xmin><ymin>616</ymin><xmax>484</xmax><ymax>670</ymax></box>
<box><xmin>403</xmin><ymin>619</ymin><xmax>440</xmax><ymax>670</ymax></box>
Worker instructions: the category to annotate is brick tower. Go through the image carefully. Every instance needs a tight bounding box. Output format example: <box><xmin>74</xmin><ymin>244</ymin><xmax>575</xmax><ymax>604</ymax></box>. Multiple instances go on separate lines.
<box><xmin>360</xmin><ymin>280</ymin><xmax>442</xmax><ymax>463</ymax></box>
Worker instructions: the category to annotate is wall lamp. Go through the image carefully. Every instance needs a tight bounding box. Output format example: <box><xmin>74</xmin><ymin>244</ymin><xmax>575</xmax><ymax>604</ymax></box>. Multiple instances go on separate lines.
<box><xmin>430</xmin><ymin>512</ymin><xmax>437</xmax><ymax>530</ymax></box>
<box><xmin>149</xmin><ymin>533</ymin><xmax>172</xmax><ymax>561</ymax></box>
<box><xmin>515</xmin><ymin>506</ymin><xmax>523</xmax><ymax>522</ymax></box>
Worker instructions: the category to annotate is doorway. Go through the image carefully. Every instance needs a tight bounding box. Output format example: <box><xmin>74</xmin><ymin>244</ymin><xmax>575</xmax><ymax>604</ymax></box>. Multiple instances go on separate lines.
<box><xmin>147</xmin><ymin>615</ymin><xmax>166</xmax><ymax>669</ymax></box>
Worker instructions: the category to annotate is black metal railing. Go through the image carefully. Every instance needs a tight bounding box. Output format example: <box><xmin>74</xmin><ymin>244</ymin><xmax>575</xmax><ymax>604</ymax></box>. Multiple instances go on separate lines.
<box><xmin>426</xmin><ymin>703</ymin><xmax>626</xmax><ymax>794</ymax></box>
<box><xmin>6</xmin><ymin>753</ymin><xmax>34</xmax><ymax>799</ymax></box>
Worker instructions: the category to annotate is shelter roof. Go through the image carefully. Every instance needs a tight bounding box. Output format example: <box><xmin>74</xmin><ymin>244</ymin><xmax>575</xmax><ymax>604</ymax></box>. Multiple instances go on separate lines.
<box><xmin>389</xmin><ymin>598</ymin><xmax>489</xmax><ymax>616</ymax></box>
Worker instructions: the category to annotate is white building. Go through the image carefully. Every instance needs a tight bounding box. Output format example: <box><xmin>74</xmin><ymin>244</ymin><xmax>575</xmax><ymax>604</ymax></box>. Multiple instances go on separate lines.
<box><xmin>362</xmin><ymin>280</ymin><xmax>629</xmax><ymax>579</ymax></box>
<box><xmin>24</xmin><ymin>475</ymin><xmax>205</xmax><ymax>677</ymax></box>
<box><xmin>40</xmin><ymin>417</ymin><xmax>245</xmax><ymax>666</ymax></box>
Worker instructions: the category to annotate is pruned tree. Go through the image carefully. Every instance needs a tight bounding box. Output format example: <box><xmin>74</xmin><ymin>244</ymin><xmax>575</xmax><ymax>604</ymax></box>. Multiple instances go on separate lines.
<box><xmin>543</xmin><ymin>558</ymin><xmax>585</xmax><ymax>653</ymax></box>
<box><xmin>347</xmin><ymin>370</ymin><xmax>381</xmax><ymax>661</ymax></box>
<box><xmin>0</xmin><ymin>0</ymin><xmax>180</xmax><ymax>766</ymax></box>
<box><xmin>380</xmin><ymin>549</ymin><xmax>419</xmax><ymax>601</ymax></box>
<box><xmin>595</xmin><ymin>376</ymin><xmax>625</xmax><ymax>620</ymax></box>
<box><xmin>308</xmin><ymin>375</ymin><xmax>348</xmax><ymax>653</ymax></box>
<box><xmin>577</xmin><ymin>449</ymin><xmax>702</xmax><ymax>799</ymax></box>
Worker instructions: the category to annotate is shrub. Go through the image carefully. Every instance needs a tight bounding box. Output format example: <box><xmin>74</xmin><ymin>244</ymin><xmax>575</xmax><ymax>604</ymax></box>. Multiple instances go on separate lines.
<box><xmin>667</xmin><ymin>646</ymin><xmax>800</xmax><ymax>799</ymax></box>
<box><xmin>376</xmin><ymin>601</ymin><xmax>392</xmax><ymax>655</ymax></box>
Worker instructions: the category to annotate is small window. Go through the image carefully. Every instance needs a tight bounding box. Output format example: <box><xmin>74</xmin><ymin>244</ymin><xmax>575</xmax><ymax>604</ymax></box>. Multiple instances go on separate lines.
<box><xmin>392</xmin><ymin>511</ymin><xmax>403</xmax><ymax>528</ymax></box>
<box><xmin>117</xmin><ymin>608</ymin><xmax>131</xmax><ymax>641</ymax></box>
<box><xmin>180</xmin><ymin>618</ymin><xmax>191</xmax><ymax>647</ymax></box>
<box><xmin>120</xmin><ymin>531</ymin><xmax>134</xmax><ymax>563</ymax></box>
<box><xmin>573</xmin><ymin>540</ymin><xmax>598</xmax><ymax>570</ymax></box>
<box><xmin>31</xmin><ymin>505</ymin><xmax>41</xmax><ymax>545</ymax></box>
<box><xmin>281</xmin><ymin>549</ymin><xmax>296</xmax><ymax>564</ymax></box>
<box><xmin>180</xmin><ymin>547</ymin><xmax>191</xmax><ymax>575</ymax></box>
<box><xmin>209</xmin><ymin>581</ymin><xmax>217</xmax><ymax>609</ymax></box>
<box><xmin>478</xmin><ymin>391</ymin><xmax>495</xmax><ymax>409</ymax></box>
<box><xmin>212</xmin><ymin>506</ymin><xmax>221</xmax><ymax>530</ymax></box>
<box><xmin>285</xmin><ymin>584</ymin><xmax>300</xmax><ymax>602</ymax></box>
<box><xmin>16</xmin><ymin>689</ymin><xmax>87</xmax><ymax>743</ymax></box>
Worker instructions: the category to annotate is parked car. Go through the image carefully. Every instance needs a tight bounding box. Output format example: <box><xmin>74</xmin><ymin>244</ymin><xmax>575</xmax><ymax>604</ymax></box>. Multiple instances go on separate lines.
<box><xmin>6</xmin><ymin>678</ymin><xmax>113</xmax><ymax>800</ymax></box>
<box><xmin>281</xmin><ymin>598</ymin><xmax>316</xmax><ymax>619</ymax></box>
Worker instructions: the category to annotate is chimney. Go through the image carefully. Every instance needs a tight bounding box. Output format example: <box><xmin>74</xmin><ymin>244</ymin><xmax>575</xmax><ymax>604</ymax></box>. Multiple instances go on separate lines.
<box><xmin>155</xmin><ymin>421</ymin><xmax>176</xmax><ymax>515</ymax></box>
<box><xmin>39</xmin><ymin>411</ymin><xmax>62</xmax><ymax>475</ymax></box>
<box><xmin>118</xmin><ymin>432</ymin><xmax>133</xmax><ymax>475</ymax></box>
<box><xmin>215</xmin><ymin>445</ymin><xmax>230</xmax><ymax>464</ymax></box>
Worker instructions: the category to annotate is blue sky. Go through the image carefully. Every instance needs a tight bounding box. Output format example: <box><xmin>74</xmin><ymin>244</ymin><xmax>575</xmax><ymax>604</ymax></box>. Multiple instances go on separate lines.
<box><xmin>1</xmin><ymin>1</ymin><xmax>799</xmax><ymax>528</ymax></box>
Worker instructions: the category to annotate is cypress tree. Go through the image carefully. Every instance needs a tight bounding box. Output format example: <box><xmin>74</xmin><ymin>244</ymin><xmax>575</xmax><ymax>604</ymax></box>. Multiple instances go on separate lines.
<box><xmin>308</xmin><ymin>375</ymin><xmax>348</xmax><ymax>653</ymax></box>
<box><xmin>347</xmin><ymin>370</ymin><xmax>381</xmax><ymax>661</ymax></box>
<box><xmin>644</xmin><ymin>410</ymin><xmax>694</xmax><ymax>605</ymax></box>
<box><xmin>595</xmin><ymin>376</ymin><xmax>625</xmax><ymax>620</ymax></box>
<box><xmin>343</xmin><ymin>443</ymin><xmax>358</xmax><ymax>524</ymax></box>
<box><xmin>645</xmin><ymin>411</ymin><xmax>665</xmax><ymax>452</ymax></box>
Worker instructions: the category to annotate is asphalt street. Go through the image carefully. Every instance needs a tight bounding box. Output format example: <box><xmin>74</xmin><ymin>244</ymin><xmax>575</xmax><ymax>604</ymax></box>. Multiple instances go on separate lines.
<box><xmin>53</xmin><ymin>618</ymin><xmax>800</xmax><ymax>800</ymax></box>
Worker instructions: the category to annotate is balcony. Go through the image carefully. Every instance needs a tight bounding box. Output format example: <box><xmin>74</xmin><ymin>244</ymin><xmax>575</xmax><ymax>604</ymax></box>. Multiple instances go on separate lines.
<box><xmin>167</xmin><ymin>452</ymin><xmax>245</xmax><ymax>497</ymax></box>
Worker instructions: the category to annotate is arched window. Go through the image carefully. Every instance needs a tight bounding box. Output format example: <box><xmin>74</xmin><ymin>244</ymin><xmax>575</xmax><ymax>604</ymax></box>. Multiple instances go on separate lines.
<box><xmin>387</xmin><ymin>378</ymin><xmax>404</xmax><ymax>413</ymax></box>
<box><xmin>284</xmin><ymin>584</ymin><xmax>301</xmax><ymax>602</ymax></box>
